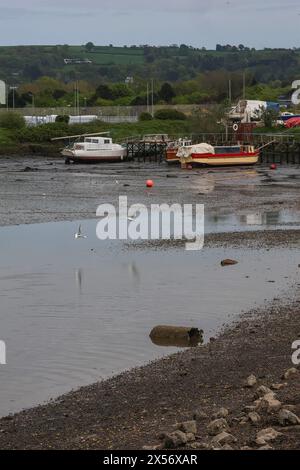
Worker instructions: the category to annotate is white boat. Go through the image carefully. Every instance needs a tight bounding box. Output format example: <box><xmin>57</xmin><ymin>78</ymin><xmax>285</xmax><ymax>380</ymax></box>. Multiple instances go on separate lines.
<box><xmin>53</xmin><ymin>132</ymin><xmax>127</xmax><ymax>163</ymax></box>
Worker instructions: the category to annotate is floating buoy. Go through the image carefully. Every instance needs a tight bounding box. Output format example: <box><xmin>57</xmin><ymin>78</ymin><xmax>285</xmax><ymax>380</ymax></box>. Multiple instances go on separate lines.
<box><xmin>146</xmin><ymin>179</ymin><xmax>154</xmax><ymax>188</ymax></box>
<box><xmin>270</xmin><ymin>163</ymin><xmax>277</xmax><ymax>170</ymax></box>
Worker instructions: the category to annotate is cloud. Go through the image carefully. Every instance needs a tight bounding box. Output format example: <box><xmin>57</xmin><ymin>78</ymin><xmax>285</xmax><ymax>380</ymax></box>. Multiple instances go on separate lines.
<box><xmin>0</xmin><ymin>6</ymin><xmax>92</xmax><ymax>20</ymax></box>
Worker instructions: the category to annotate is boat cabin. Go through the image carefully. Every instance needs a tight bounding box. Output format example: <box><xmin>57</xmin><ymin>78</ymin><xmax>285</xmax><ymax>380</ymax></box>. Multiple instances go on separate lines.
<box><xmin>74</xmin><ymin>136</ymin><xmax>114</xmax><ymax>150</ymax></box>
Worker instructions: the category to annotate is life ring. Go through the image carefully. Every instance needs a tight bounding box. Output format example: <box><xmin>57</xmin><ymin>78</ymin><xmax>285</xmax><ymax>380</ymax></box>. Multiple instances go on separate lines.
<box><xmin>233</xmin><ymin>123</ymin><xmax>239</xmax><ymax>132</ymax></box>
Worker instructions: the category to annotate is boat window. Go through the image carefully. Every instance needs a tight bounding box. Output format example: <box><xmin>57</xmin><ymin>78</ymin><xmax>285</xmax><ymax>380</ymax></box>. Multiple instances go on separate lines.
<box><xmin>92</xmin><ymin>139</ymin><xmax>99</xmax><ymax>143</ymax></box>
<box><xmin>104</xmin><ymin>139</ymin><xmax>110</xmax><ymax>144</ymax></box>
<box><xmin>215</xmin><ymin>146</ymin><xmax>241</xmax><ymax>154</ymax></box>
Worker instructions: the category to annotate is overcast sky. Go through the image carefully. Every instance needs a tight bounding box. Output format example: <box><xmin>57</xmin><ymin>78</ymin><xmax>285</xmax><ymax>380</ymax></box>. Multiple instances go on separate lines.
<box><xmin>0</xmin><ymin>0</ymin><xmax>299</xmax><ymax>48</ymax></box>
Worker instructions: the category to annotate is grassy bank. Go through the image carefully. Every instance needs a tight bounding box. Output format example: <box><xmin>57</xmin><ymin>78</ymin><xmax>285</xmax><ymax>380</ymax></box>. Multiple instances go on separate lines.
<box><xmin>0</xmin><ymin>119</ymin><xmax>192</xmax><ymax>156</ymax></box>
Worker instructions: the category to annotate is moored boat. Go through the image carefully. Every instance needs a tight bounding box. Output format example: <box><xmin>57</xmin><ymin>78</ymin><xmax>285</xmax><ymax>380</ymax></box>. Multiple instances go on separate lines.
<box><xmin>52</xmin><ymin>132</ymin><xmax>127</xmax><ymax>163</ymax></box>
<box><xmin>166</xmin><ymin>138</ymin><xmax>192</xmax><ymax>163</ymax></box>
<box><xmin>177</xmin><ymin>143</ymin><xmax>259</xmax><ymax>167</ymax></box>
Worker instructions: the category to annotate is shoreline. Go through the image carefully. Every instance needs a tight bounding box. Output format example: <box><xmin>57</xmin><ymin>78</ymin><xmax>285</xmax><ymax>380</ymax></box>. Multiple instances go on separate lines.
<box><xmin>0</xmin><ymin>276</ymin><xmax>299</xmax><ymax>449</ymax></box>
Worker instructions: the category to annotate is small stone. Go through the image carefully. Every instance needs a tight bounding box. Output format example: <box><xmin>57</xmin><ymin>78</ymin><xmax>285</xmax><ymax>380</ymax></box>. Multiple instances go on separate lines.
<box><xmin>278</xmin><ymin>409</ymin><xmax>300</xmax><ymax>426</ymax></box>
<box><xmin>177</xmin><ymin>420</ymin><xmax>197</xmax><ymax>435</ymax></box>
<box><xmin>207</xmin><ymin>418</ymin><xmax>229</xmax><ymax>436</ymax></box>
<box><xmin>143</xmin><ymin>444</ymin><xmax>163</xmax><ymax>450</ymax></box>
<box><xmin>164</xmin><ymin>431</ymin><xmax>188</xmax><ymax>448</ymax></box>
<box><xmin>211</xmin><ymin>431</ymin><xmax>237</xmax><ymax>446</ymax></box>
<box><xmin>189</xmin><ymin>442</ymin><xmax>209</xmax><ymax>450</ymax></box>
<box><xmin>255</xmin><ymin>428</ymin><xmax>282</xmax><ymax>446</ymax></box>
<box><xmin>193</xmin><ymin>410</ymin><xmax>208</xmax><ymax>421</ymax></box>
<box><xmin>213</xmin><ymin>407</ymin><xmax>229</xmax><ymax>419</ymax></box>
<box><xmin>255</xmin><ymin>392</ymin><xmax>281</xmax><ymax>413</ymax></box>
<box><xmin>222</xmin><ymin>444</ymin><xmax>234</xmax><ymax>450</ymax></box>
<box><xmin>245</xmin><ymin>374</ymin><xmax>257</xmax><ymax>388</ymax></box>
<box><xmin>271</xmin><ymin>383</ymin><xmax>286</xmax><ymax>391</ymax></box>
<box><xmin>258</xmin><ymin>445</ymin><xmax>273</xmax><ymax>450</ymax></box>
<box><xmin>221</xmin><ymin>259</ymin><xmax>238</xmax><ymax>267</ymax></box>
<box><xmin>282</xmin><ymin>404</ymin><xmax>296</xmax><ymax>412</ymax></box>
<box><xmin>248</xmin><ymin>411</ymin><xmax>261</xmax><ymax>425</ymax></box>
<box><xmin>244</xmin><ymin>405</ymin><xmax>256</xmax><ymax>412</ymax></box>
<box><xmin>239</xmin><ymin>418</ymin><xmax>248</xmax><ymax>425</ymax></box>
<box><xmin>255</xmin><ymin>385</ymin><xmax>273</xmax><ymax>398</ymax></box>
<box><xmin>241</xmin><ymin>446</ymin><xmax>253</xmax><ymax>450</ymax></box>
<box><xmin>186</xmin><ymin>433</ymin><xmax>196</xmax><ymax>443</ymax></box>
<box><xmin>282</xmin><ymin>368</ymin><xmax>298</xmax><ymax>380</ymax></box>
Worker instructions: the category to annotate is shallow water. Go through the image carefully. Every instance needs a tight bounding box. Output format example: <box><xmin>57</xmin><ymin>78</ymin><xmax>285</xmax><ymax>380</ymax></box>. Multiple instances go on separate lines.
<box><xmin>0</xmin><ymin>217</ymin><xmax>298</xmax><ymax>417</ymax></box>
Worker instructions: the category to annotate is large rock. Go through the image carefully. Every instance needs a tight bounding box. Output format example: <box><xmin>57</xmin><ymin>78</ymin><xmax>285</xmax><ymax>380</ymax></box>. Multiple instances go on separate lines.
<box><xmin>278</xmin><ymin>409</ymin><xmax>300</xmax><ymax>426</ymax></box>
<box><xmin>255</xmin><ymin>428</ymin><xmax>282</xmax><ymax>446</ymax></box>
<box><xmin>164</xmin><ymin>431</ymin><xmax>188</xmax><ymax>448</ymax></box>
<box><xmin>207</xmin><ymin>418</ymin><xmax>229</xmax><ymax>436</ymax></box>
<box><xmin>177</xmin><ymin>420</ymin><xmax>197</xmax><ymax>435</ymax></box>
<box><xmin>211</xmin><ymin>431</ymin><xmax>237</xmax><ymax>447</ymax></box>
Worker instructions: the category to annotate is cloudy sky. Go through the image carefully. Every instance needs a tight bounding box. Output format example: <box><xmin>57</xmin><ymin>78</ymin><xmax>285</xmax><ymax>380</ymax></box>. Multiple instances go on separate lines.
<box><xmin>0</xmin><ymin>0</ymin><xmax>299</xmax><ymax>48</ymax></box>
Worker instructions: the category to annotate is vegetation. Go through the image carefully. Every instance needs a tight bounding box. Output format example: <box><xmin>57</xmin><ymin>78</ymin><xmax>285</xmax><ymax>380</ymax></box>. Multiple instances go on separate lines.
<box><xmin>0</xmin><ymin>44</ymin><xmax>299</xmax><ymax>109</ymax></box>
<box><xmin>154</xmin><ymin>109</ymin><xmax>187</xmax><ymax>120</ymax></box>
<box><xmin>0</xmin><ymin>112</ymin><xmax>25</xmax><ymax>129</ymax></box>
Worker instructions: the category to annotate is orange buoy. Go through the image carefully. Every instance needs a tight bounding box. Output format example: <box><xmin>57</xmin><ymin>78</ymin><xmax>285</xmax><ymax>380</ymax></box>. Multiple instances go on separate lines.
<box><xmin>270</xmin><ymin>163</ymin><xmax>277</xmax><ymax>170</ymax></box>
<box><xmin>146</xmin><ymin>179</ymin><xmax>154</xmax><ymax>188</ymax></box>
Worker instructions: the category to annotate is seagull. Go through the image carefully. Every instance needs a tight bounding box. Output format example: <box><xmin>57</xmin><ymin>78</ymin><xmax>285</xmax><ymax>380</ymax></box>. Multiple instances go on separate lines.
<box><xmin>75</xmin><ymin>224</ymin><xmax>87</xmax><ymax>239</ymax></box>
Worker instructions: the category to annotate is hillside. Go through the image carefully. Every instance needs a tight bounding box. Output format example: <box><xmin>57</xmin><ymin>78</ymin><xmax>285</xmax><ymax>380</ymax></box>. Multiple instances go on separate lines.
<box><xmin>1</xmin><ymin>44</ymin><xmax>300</xmax><ymax>84</ymax></box>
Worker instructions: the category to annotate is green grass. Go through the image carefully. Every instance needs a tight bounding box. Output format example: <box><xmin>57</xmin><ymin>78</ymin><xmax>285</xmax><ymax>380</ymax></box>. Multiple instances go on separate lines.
<box><xmin>0</xmin><ymin>128</ymin><xmax>13</xmax><ymax>145</ymax></box>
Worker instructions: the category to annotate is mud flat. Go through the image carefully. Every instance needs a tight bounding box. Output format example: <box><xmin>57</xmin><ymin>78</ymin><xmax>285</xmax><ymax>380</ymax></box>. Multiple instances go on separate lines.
<box><xmin>0</xmin><ymin>157</ymin><xmax>300</xmax><ymax>227</ymax></box>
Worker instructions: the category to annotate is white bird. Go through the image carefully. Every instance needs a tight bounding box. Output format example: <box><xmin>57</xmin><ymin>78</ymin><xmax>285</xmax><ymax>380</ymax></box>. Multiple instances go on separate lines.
<box><xmin>75</xmin><ymin>224</ymin><xmax>87</xmax><ymax>239</ymax></box>
<box><xmin>127</xmin><ymin>216</ymin><xmax>136</xmax><ymax>222</ymax></box>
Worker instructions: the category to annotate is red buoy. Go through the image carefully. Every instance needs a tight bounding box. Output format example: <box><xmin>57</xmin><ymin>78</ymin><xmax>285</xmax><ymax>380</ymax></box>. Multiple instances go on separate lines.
<box><xmin>270</xmin><ymin>163</ymin><xmax>277</xmax><ymax>170</ymax></box>
<box><xmin>146</xmin><ymin>179</ymin><xmax>154</xmax><ymax>188</ymax></box>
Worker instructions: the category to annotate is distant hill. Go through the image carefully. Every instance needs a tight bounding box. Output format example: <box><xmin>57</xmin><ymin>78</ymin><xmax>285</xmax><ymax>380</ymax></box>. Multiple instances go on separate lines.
<box><xmin>1</xmin><ymin>44</ymin><xmax>300</xmax><ymax>85</ymax></box>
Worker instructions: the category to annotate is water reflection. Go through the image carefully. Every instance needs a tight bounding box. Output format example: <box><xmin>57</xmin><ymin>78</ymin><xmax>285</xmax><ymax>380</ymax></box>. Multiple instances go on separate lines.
<box><xmin>75</xmin><ymin>268</ymin><xmax>83</xmax><ymax>293</ymax></box>
<box><xmin>206</xmin><ymin>208</ymin><xmax>300</xmax><ymax>232</ymax></box>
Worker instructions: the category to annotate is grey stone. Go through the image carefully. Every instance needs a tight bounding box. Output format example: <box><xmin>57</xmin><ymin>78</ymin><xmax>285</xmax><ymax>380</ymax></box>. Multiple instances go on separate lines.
<box><xmin>207</xmin><ymin>418</ymin><xmax>229</xmax><ymax>436</ymax></box>
<box><xmin>278</xmin><ymin>409</ymin><xmax>300</xmax><ymax>426</ymax></box>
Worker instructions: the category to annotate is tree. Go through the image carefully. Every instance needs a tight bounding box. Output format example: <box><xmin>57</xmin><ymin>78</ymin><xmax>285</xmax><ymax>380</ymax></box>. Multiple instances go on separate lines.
<box><xmin>159</xmin><ymin>83</ymin><xmax>176</xmax><ymax>103</ymax></box>
<box><xmin>85</xmin><ymin>42</ymin><xmax>95</xmax><ymax>52</ymax></box>
<box><xmin>95</xmin><ymin>84</ymin><xmax>114</xmax><ymax>100</ymax></box>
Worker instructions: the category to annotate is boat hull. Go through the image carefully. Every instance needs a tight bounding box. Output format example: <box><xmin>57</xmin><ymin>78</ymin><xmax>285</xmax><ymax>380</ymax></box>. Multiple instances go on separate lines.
<box><xmin>166</xmin><ymin>149</ymin><xmax>180</xmax><ymax>163</ymax></box>
<box><xmin>188</xmin><ymin>152</ymin><xmax>259</xmax><ymax>166</ymax></box>
<box><xmin>167</xmin><ymin>149</ymin><xmax>259</xmax><ymax>166</ymax></box>
<box><xmin>62</xmin><ymin>148</ymin><xmax>127</xmax><ymax>163</ymax></box>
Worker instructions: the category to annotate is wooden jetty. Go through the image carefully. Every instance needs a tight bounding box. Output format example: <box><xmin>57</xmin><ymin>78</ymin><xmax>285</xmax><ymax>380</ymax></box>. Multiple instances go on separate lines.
<box><xmin>123</xmin><ymin>133</ymin><xmax>300</xmax><ymax>164</ymax></box>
